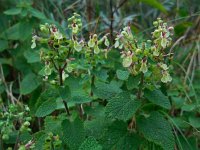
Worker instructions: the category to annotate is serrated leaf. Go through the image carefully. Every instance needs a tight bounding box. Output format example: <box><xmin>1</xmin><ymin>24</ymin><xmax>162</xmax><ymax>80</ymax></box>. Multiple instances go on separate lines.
<box><xmin>35</xmin><ymin>99</ymin><xmax>57</xmax><ymax>117</ymax></box>
<box><xmin>116</xmin><ymin>69</ymin><xmax>130</xmax><ymax>80</ymax></box>
<box><xmin>62</xmin><ymin>118</ymin><xmax>85</xmax><ymax>150</ymax></box>
<box><xmin>126</xmin><ymin>75</ymin><xmax>140</xmax><ymax>90</ymax></box>
<box><xmin>71</xmin><ymin>90</ymin><xmax>92</xmax><ymax>104</ymax></box>
<box><xmin>144</xmin><ymin>89</ymin><xmax>171</xmax><ymax>109</ymax></box>
<box><xmin>100</xmin><ymin>121</ymin><xmax>141</xmax><ymax>150</ymax></box>
<box><xmin>84</xmin><ymin>117</ymin><xmax>109</xmax><ymax>139</ymax></box>
<box><xmin>33</xmin><ymin>131</ymin><xmax>48</xmax><ymax>150</ymax></box>
<box><xmin>138</xmin><ymin>112</ymin><xmax>175</xmax><ymax>150</ymax></box>
<box><xmin>20</xmin><ymin>73</ymin><xmax>41</xmax><ymax>95</ymax></box>
<box><xmin>44</xmin><ymin>115</ymin><xmax>65</xmax><ymax>134</ymax></box>
<box><xmin>94</xmin><ymin>81</ymin><xmax>122</xmax><ymax>99</ymax></box>
<box><xmin>4</xmin><ymin>8</ymin><xmax>22</xmax><ymax>15</ymax></box>
<box><xmin>105</xmin><ymin>92</ymin><xmax>141</xmax><ymax>121</ymax></box>
<box><xmin>115</xmin><ymin>133</ymin><xmax>142</xmax><ymax>150</ymax></box>
<box><xmin>79</xmin><ymin>136</ymin><xmax>102</xmax><ymax>150</ymax></box>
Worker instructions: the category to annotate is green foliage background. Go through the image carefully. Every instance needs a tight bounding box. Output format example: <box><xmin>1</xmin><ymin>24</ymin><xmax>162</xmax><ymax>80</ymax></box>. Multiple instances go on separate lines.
<box><xmin>0</xmin><ymin>0</ymin><xmax>200</xmax><ymax>149</ymax></box>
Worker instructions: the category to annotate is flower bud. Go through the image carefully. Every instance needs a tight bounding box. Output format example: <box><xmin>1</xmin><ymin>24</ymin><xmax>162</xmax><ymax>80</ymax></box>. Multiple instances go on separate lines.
<box><xmin>153</xmin><ymin>21</ymin><xmax>158</xmax><ymax>26</ymax></box>
<box><xmin>161</xmin><ymin>71</ymin><xmax>172</xmax><ymax>83</ymax></box>
<box><xmin>94</xmin><ymin>45</ymin><xmax>100</xmax><ymax>54</ymax></box>
<box><xmin>122</xmin><ymin>55</ymin><xmax>132</xmax><ymax>68</ymax></box>
<box><xmin>74</xmin><ymin>41</ymin><xmax>82</xmax><ymax>52</ymax></box>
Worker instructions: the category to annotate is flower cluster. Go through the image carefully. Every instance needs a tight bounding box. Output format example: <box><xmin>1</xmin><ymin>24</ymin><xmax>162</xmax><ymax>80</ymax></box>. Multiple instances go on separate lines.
<box><xmin>0</xmin><ymin>103</ymin><xmax>31</xmax><ymax>141</ymax></box>
<box><xmin>31</xmin><ymin>13</ymin><xmax>110</xmax><ymax>84</ymax></box>
<box><xmin>43</xmin><ymin>132</ymin><xmax>62</xmax><ymax>149</ymax></box>
<box><xmin>115</xmin><ymin>18</ymin><xmax>174</xmax><ymax>83</ymax></box>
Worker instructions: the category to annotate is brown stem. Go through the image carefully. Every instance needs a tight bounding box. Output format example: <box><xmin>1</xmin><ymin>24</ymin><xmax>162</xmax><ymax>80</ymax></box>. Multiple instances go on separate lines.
<box><xmin>59</xmin><ymin>68</ymin><xmax>63</xmax><ymax>86</ymax></box>
<box><xmin>51</xmin><ymin>59</ymin><xmax>58</xmax><ymax>71</ymax></box>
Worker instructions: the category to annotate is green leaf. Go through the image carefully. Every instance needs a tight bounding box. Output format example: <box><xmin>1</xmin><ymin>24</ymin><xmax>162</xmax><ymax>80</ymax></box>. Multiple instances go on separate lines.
<box><xmin>126</xmin><ymin>75</ymin><xmax>140</xmax><ymax>90</ymax></box>
<box><xmin>24</xmin><ymin>49</ymin><xmax>40</xmax><ymax>63</ymax></box>
<box><xmin>4</xmin><ymin>8</ymin><xmax>22</xmax><ymax>15</ymax></box>
<box><xmin>33</xmin><ymin>131</ymin><xmax>48</xmax><ymax>150</ymax></box>
<box><xmin>32</xmin><ymin>87</ymin><xmax>59</xmax><ymax>114</ymax></box>
<box><xmin>138</xmin><ymin>112</ymin><xmax>175</xmax><ymax>150</ymax></box>
<box><xmin>139</xmin><ymin>0</ymin><xmax>167</xmax><ymax>13</ymax></box>
<box><xmin>189</xmin><ymin>116</ymin><xmax>200</xmax><ymax>128</ymax></box>
<box><xmin>35</xmin><ymin>99</ymin><xmax>57</xmax><ymax>117</ymax></box>
<box><xmin>65</xmin><ymin>77</ymin><xmax>91</xmax><ymax>103</ymax></box>
<box><xmin>29</xmin><ymin>8</ymin><xmax>46</xmax><ymax>19</ymax></box>
<box><xmin>100</xmin><ymin>121</ymin><xmax>141</xmax><ymax>150</ymax></box>
<box><xmin>0</xmin><ymin>40</ymin><xmax>8</xmax><ymax>52</ymax></box>
<box><xmin>20</xmin><ymin>73</ymin><xmax>41</xmax><ymax>95</ymax></box>
<box><xmin>0</xmin><ymin>22</ymin><xmax>32</xmax><ymax>41</ymax></box>
<box><xmin>84</xmin><ymin>117</ymin><xmax>109</xmax><ymax>139</ymax></box>
<box><xmin>79</xmin><ymin>136</ymin><xmax>102</xmax><ymax>150</ymax></box>
<box><xmin>58</xmin><ymin>86</ymin><xmax>71</xmax><ymax>100</ymax></box>
<box><xmin>116</xmin><ymin>69</ymin><xmax>130</xmax><ymax>80</ymax></box>
<box><xmin>62</xmin><ymin>118</ymin><xmax>85</xmax><ymax>150</ymax></box>
<box><xmin>95</xmin><ymin>69</ymin><xmax>108</xmax><ymax>81</ymax></box>
<box><xmin>106</xmin><ymin>92</ymin><xmax>141</xmax><ymax>121</ymax></box>
<box><xmin>70</xmin><ymin>90</ymin><xmax>92</xmax><ymax>104</ymax></box>
<box><xmin>94</xmin><ymin>81</ymin><xmax>122</xmax><ymax>99</ymax></box>
<box><xmin>144</xmin><ymin>89</ymin><xmax>171</xmax><ymax>109</ymax></box>
<box><xmin>44</xmin><ymin>115</ymin><xmax>65</xmax><ymax>134</ymax></box>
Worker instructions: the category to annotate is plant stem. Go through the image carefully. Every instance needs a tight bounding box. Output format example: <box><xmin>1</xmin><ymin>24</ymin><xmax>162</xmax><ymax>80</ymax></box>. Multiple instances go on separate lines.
<box><xmin>14</xmin><ymin>131</ymin><xmax>20</xmax><ymax>150</ymax></box>
<box><xmin>51</xmin><ymin>141</ymin><xmax>55</xmax><ymax>150</ymax></box>
<box><xmin>137</xmin><ymin>72</ymin><xmax>144</xmax><ymax>99</ymax></box>
<box><xmin>110</xmin><ymin>0</ymin><xmax>114</xmax><ymax>42</ymax></box>
<box><xmin>59</xmin><ymin>67</ymin><xmax>70</xmax><ymax>116</ymax></box>
<box><xmin>128</xmin><ymin>73</ymin><xmax>144</xmax><ymax>130</ymax></box>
